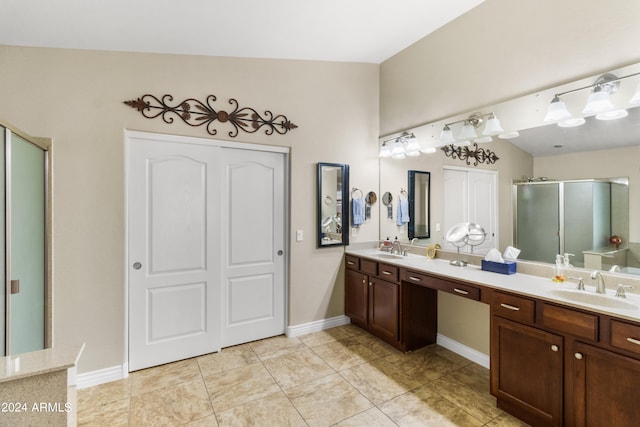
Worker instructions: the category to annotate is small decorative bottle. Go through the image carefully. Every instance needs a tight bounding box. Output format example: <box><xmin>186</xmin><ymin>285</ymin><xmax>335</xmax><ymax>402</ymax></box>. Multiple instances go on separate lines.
<box><xmin>553</xmin><ymin>254</ymin><xmax>566</xmax><ymax>282</ymax></box>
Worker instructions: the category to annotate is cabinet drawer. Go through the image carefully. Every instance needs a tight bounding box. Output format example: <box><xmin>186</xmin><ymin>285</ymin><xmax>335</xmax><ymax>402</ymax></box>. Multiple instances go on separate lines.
<box><xmin>541</xmin><ymin>304</ymin><xmax>598</xmax><ymax>341</ymax></box>
<box><xmin>492</xmin><ymin>292</ymin><xmax>535</xmax><ymax>324</ymax></box>
<box><xmin>360</xmin><ymin>259</ymin><xmax>378</xmax><ymax>275</ymax></box>
<box><xmin>345</xmin><ymin>255</ymin><xmax>360</xmax><ymax>270</ymax></box>
<box><xmin>402</xmin><ymin>269</ymin><xmax>430</xmax><ymax>285</ymax></box>
<box><xmin>611</xmin><ymin>320</ymin><xmax>640</xmax><ymax>356</ymax></box>
<box><xmin>377</xmin><ymin>263</ymin><xmax>399</xmax><ymax>282</ymax></box>
<box><xmin>401</xmin><ymin>269</ymin><xmax>479</xmax><ymax>300</ymax></box>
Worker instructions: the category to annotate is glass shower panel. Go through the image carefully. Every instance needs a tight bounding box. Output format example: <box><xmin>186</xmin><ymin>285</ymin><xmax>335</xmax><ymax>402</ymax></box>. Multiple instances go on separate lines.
<box><xmin>0</xmin><ymin>127</ymin><xmax>5</xmax><ymax>356</ymax></box>
<box><xmin>9</xmin><ymin>133</ymin><xmax>45</xmax><ymax>354</ymax></box>
<box><xmin>564</xmin><ymin>182</ymin><xmax>611</xmax><ymax>268</ymax></box>
<box><xmin>516</xmin><ymin>183</ymin><xmax>560</xmax><ymax>264</ymax></box>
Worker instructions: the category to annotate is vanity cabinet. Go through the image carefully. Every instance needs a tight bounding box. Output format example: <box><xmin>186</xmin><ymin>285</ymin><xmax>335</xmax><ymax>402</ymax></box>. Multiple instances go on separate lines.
<box><xmin>345</xmin><ymin>255</ymin><xmax>400</xmax><ymax>346</ymax></box>
<box><xmin>346</xmin><ymin>251</ymin><xmax>640</xmax><ymax>427</ymax></box>
<box><xmin>491</xmin><ymin>291</ymin><xmax>563</xmax><ymax>426</ymax></box>
<box><xmin>491</xmin><ymin>289</ymin><xmax>640</xmax><ymax>427</ymax></box>
<box><xmin>572</xmin><ymin>341</ymin><xmax>640</xmax><ymax>427</ymax></box>
<box><xmin>344</xmin><ymin>255</ymin><xmax>435</xmax><ymax>351</ymax></box>
<box><xmin>491</xmin><ymin>315</ymin><xmax>563</xmax><ymax>426</ymax></box>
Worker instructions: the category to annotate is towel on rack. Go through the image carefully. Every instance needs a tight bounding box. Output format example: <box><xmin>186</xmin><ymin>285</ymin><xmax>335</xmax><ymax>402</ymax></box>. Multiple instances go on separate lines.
<box><xmin>352</xmin><ymin>198</ymin><xmax>365</xmax><ymax>226</ymax></box>
<box><xmin>397</xmin><ymin>199</ymin><xmax>410</xmax><ymax>225</ymax></box>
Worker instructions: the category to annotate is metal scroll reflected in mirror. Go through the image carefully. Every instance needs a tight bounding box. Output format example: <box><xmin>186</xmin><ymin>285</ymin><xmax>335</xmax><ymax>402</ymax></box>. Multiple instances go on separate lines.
<box><xmin>317</xmin><ymin>163</ymin><xmax>349</xmax><ymax>247</ymax></box>
<box><xmin>408</xmin><ymin>170</ymin><xmax>431</xmax><ymax>240</ymax></box>
<box><xmin>382</xmin><ymin>191</ymin><xmax>393</xmax><ymax>219</ymax></box>
<box><xmin>514</xmin><ymin>177</ymin><xmax>629</xmax><ymax>270</ymax></box>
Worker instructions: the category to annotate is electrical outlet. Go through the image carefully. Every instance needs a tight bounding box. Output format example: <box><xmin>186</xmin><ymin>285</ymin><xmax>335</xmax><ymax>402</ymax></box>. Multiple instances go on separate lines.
<box><xmin>352</xmin><ymin>227</ymin><xmax>357</xmax><ymax>237</ymax></box>
<box><xmin>436</xmin><ymin>223</ymin><xmax>441</xmax><ymax>232</ymax></box>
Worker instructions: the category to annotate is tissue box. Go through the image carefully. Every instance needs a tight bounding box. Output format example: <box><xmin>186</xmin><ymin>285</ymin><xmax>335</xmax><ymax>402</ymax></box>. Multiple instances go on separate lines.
<box><xmin>482</xmin><ymin>260</ymin><xmax>517</xmax><ymax>275</ymax></box>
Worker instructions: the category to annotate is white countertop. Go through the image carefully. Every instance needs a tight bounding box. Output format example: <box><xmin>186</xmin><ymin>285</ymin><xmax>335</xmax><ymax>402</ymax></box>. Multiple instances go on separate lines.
<box><xmin>347</xmin><ymin>248</ymin><xmax>640</xmax><ymax>323</ymax></box>
<box><xmin>0</xmin><ymin>343</ymin><xmax>85</xmax><ymax>383</ymax></box>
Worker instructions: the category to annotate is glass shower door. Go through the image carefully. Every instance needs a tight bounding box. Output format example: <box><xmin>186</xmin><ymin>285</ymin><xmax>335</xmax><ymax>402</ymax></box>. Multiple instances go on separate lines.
<box><xmin>8</xmin><ymin>133</ymin><xmax>46</xmax><ymax>355</ymax></box>
<box><xmin>516</xmin><ymin>183</ymin><xmax>560</xmax><ymax>264</ymax></box>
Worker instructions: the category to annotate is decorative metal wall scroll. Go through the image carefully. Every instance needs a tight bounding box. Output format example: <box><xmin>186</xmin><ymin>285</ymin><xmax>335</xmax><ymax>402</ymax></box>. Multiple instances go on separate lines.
<box><xmin>440</xmin><ymin>143</ymin><xmax>499</xmax><ymax>166</ymax></box>
<box><xmin>124</xmin><ymin>94</ymin><xmax>298</xmax><ymax>137</ymax></box>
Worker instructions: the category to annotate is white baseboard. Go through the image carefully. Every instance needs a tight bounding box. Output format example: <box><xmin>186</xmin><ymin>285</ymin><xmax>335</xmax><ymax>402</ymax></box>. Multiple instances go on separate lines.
<box><xmin>75</xmin><ymin>317</ymin><xmax>350</xmax><ymax>390</ymax></box>
<box><xmin>286</xmin><ymin>315</ymin><xmax>351</xmax><ymax>337</ymax></box>
<box><xmin>75</xmin><ymin>323</ymin><xmax>486</xmax><ymax>390</ymax></box>
<box><xmin>437</xmin><ymin>333</ymin><xmax>490</xmax><ymax>369</ymax></box>
<box><xmin>76</xmin><ymin>364</ymin><xmax>128</xmax><ymax>390</ymax></box>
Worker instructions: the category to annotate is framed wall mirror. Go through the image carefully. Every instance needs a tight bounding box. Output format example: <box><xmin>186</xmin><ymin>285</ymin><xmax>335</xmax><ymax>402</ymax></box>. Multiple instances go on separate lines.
<box><xmin>408</xmin><ymin>170</ymin><xmax>430</xmax><ymax>240</ymax></box>
<box><xmin>317</xmin><ymin>162</ymin><xmax>349</xmax><ymax>247</ymax></box>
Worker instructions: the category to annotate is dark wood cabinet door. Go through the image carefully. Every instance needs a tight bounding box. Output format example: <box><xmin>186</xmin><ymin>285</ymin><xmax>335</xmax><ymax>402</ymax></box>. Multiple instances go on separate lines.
<box><xmin>573</xmin><ymin>342</ymin><xmax>640</xmax><ymax>427</ymax></box>
<box><xmin>368</xmin><ymin>277</ymin><xmax>399</xmax><ymax>342</ymax></box>
<box><xmin>345</xmin><ymin>269</ymin><xmax>368</xmax><ymax>325</ymax></box>
<box><xmin>491</xmin><ymin>316</ymin><xmax>563</xmax><ymax>426</ymax></box>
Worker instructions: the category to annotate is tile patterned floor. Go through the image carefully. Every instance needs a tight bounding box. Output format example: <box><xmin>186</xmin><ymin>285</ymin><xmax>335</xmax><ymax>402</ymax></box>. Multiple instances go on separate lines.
<box><xmin>77</xmin><ymin>325</ymin><xmax>530</xmax><ymax>426</ymax></box>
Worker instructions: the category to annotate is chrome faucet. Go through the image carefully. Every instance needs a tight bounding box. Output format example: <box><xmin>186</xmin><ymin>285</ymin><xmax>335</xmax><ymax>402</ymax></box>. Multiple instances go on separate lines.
<box><xmin>590</xmin><ymin>271</ymin><xmax>607</xmax><ymax>294</ymax></box>
<box><xmin>391</xmin><ymin>238</ymin><xmax>403</xmax><ymax>255</ymax></box>
<box><xmin>410</xmin><ymin>238</ymin><xmax>419</xmax><ymax>246</ymax></box>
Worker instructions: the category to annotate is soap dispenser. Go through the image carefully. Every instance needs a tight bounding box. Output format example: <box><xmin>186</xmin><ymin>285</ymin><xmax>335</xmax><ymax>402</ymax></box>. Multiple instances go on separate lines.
<box><xmin>553</xmin><ymin>254</ymin><xmax>566</xmax><ymax>282</ymax></box>
<box><xmin>563</xmin><ymin>253</ymin><xmax>574</xmax><ymax>268</ymax></box>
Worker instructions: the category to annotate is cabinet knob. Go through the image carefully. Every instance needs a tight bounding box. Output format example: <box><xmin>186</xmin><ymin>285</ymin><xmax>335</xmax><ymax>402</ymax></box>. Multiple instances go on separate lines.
<box><xmin>369</xmin><ymin>282</ymin><xmax>373</xmax><ymax>286</ymax></box>
<box><xmin>574</xmin><ymin>352</ymin><xmax>583</xmax><ymax>360</ymax></box>
<box><xmin>362</xmin><ymin>279</ymin><xmax>366</xmax><ymax>284</ymax></box>
<box><xmin>551</xmin><ymin>345</ymin><xmax>559</xmax><ymax>352</ymax></box>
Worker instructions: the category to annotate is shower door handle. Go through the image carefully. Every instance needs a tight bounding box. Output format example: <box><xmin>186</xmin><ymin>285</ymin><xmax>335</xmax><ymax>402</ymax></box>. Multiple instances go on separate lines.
<box><xmin>10</xmin><ymin>279</ymin><xmax>20</xmax><ymax>294</ymax></box>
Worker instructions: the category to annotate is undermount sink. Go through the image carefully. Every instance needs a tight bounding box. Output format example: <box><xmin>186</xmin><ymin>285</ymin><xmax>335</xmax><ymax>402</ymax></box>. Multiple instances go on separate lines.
<box><xmin>376</xmin><ymin>253</ymin><xmax>404</xmax><ymax>260</ymax></box>
<box><xmin>549</xmin><ymin>289</ymin><xmax>638</xmax><ymax>310</ymax></box>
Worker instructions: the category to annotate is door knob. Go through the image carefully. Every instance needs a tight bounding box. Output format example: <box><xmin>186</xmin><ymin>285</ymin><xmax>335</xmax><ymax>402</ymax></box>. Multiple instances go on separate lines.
<box><xmin>133</xmin><ymin>262</ymin><xmax>142</xmax><ymax>270</ymax></box>
<box><xmin>277</xmin><ymin>250</ymin><xmax>284</xmax><ymax>256</ymax></box>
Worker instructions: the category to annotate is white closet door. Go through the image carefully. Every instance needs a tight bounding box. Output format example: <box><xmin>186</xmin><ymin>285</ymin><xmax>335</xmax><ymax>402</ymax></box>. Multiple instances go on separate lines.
<box><xmin>220</xmin><ymin>148</ymin><xmax>286</xmax><ymax>347</ymax></box>
<box><xmin>128</xmin><ymin>137</ymin><xmax>221</xmax><ymax>371</ymax></box>
<box><xmin>467</xmin><ymin>170</ymin><xmax>497</xmax><ymax>253</ymax></box>
<box><xmin>442</xmin><ymin>169</ymin><xmax>468</xmax><ymax>251</ymax></box>
<box><xmin>442</xmin><ymin>167</ymin><xmax>497</xmax><ymax>255</ymax></box>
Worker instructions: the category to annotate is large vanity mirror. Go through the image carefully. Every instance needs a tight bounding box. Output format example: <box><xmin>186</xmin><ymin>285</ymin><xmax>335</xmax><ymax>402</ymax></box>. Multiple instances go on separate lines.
<box><xmin>379</xmin><ymin>61</ymin><xmax>640</xmax><ymax>277</ymax></box>
<box><xmin>408</xmin><ymin>170</ymin><xmax>430</xmax><ymax>240</ymax></box>
<box><xmin>317</xmin><ymin>162</ymin><xmax>349</xmax><ymax>247</ymax></box>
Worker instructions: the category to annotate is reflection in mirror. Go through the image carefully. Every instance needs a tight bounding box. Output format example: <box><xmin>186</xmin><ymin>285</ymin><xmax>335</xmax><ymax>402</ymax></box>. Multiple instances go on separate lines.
<box><xmin>379</xmin><ymin>62</ymin><xmax>640</xmax><ymax>277</ymax></box>
<box><xmin>408</xmin><ymin>170</ymin><xmax>430</xmax><ymax>239</ymax></box>
<box><xmin>382</xmin><ymin>191</ymin><xmax>393</xmax><ymax>219</ymax></box>
<box><xmin>514</xmin><ymin>177</ymin><xmax>629</xmax><ymax>269</ymax></box>
<box><xmin>317</xmin><ymin>162</ymin><xmax>349</xmax><ymax>247</ymax></box>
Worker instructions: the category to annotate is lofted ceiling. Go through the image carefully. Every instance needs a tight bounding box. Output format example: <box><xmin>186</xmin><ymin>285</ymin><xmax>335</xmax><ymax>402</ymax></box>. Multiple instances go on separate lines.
<box><xmin>509</xmin><ymin>107</ymin><xmax>640</xmax><ymax>158</ymax></box>
<box><xmin>0</xmin><ymin>0</ymin><xmax>484</xmax><ymax>63</ymax></box>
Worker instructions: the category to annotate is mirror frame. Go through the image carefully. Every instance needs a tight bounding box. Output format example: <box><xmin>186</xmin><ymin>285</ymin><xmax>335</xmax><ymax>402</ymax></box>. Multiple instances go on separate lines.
<box><xmin>317</xmin><ymin>162</ymin><xmax>350</xmax><ymax>248</ymax></box>
<box><xmin>408</xmin><ymin>170</ymin><xmax>431</xmax><ymax>240</ymax></box>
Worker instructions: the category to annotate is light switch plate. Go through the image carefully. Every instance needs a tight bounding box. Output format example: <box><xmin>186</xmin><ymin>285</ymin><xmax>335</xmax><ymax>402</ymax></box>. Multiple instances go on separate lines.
<box><xmin>296</xmin><ymin>230</ymin><xmax>303</xmax><ymax>241</ymax></box>
<box><xmin>436</xmin><ymin>223</ymin><xmax>441</xmax><ymax>232</ymax></box>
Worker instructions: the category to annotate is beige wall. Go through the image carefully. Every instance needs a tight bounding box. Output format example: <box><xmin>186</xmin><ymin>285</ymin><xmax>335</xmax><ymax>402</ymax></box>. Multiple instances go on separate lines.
<box><xmin>380</xmin><ymin>0</ymin><xmax>640</xmax><ymax>355</ymax></box>
<box><xmin>0</xmin><ymin>46</ymin><xmax>379</xmax><ymax>372</ymax></box>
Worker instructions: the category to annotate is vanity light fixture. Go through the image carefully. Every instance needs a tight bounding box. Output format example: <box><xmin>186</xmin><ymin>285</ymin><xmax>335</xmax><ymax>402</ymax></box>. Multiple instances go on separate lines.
<box><xmin>482</xmin><ymin>113</ymin><xmax>504</xmax><ymax>136</ymax></box>
<box><xmin>439</xmin><ymin>112</ymin><xmax>505</xmax><ymax>146</ymax></box>
<box><xmin>380</xmin><ymin>131</ymin><xmax>423</xmax><ymax>160</ymax></box>
<box><xmin>438</xmin><ymin>125</ymin><xmax>456</xmax><ymax>145</ymax></box>
<box><xmin>544</xmin><ymin>71</ymin><xmax>640</xmax><ymax>127</ymax></box>
<box><xmin>379</xmin><ymin>141</ymin><xmax>392</xmax><ymax>158</ymax></box>
<box><xmin>543</xmin><ymin>95</ymin><xmax>572</xmax><ymax>122</ymax></box>
<box><xmin>458</xmin><ymin>121</ymin><xmax>478</xmax><ymax>140</ymax></box>
<box><xmin>391</xmin><ymin>138</ymin><xmax>406</xmax><ymax>159</ymax></box>
<box><xmin>630</xmin><ymin>81</ymin><xmax>640</xmax><ymax>105</ymax></box>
